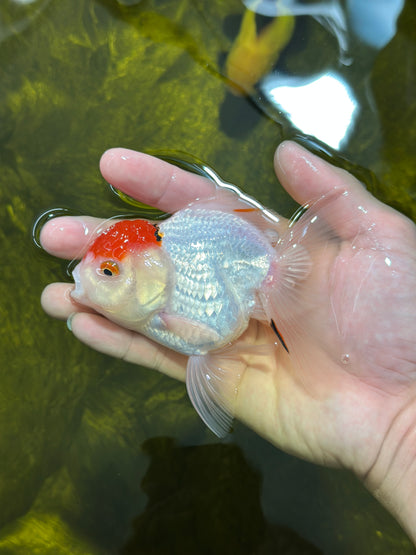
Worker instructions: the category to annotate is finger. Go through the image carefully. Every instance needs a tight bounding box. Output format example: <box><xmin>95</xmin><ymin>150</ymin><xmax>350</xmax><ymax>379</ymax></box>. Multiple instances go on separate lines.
<box><xmin>100</xmin><ymin>148</ymin><xmax>217</xmax><ymax>212</ymax></box>
<box><xmin>41</xmin><ymin>282</ymin><xmax>95</xmax><ymax>319</ymax></box>
<box><xmin>274</xmin><ymin>141</ymin><xmax>392</xmax><ymax>241</ymax></box>
<box><xmin>69</xmin><ymin>312</ymin><xmax>187</xmax><ymax>382</ymax></box>
<box><xmin>100</xmin><ymin>148</ymin><xmax>288</xmax><ymax>234</ymax></box>
<box><xmin>40</xmin><ymin>216</ymin><xmax>105</xmax><ymax>259</ymax></box>
<box><xmin>274</xmin><ymin>141</ymin><xmax>371</xmax><ymax>204</ymax></box>
<box><xmin>41</xmin><ymin>283</ymin><xmax>187</xmax><ymax>380</ymax></box>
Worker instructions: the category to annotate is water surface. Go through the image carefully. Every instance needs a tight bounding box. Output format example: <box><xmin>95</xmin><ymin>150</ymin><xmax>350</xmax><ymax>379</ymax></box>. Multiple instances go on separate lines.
<box><xmin>0</xmin><ymin>0</ymin><xmax>415</xmax><ymax>553</ymax></box>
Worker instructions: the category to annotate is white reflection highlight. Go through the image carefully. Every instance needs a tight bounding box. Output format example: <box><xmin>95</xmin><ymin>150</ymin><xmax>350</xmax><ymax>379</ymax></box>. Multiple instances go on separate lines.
<box><xmin>347</xmin><ymin>0</ymin><xmax>405</xmax><ymax>49</ymax></box>
<box><xmin>260</xmin><ymin>72</ymin><xmax>358</xmax><ymax>149</ymax></box>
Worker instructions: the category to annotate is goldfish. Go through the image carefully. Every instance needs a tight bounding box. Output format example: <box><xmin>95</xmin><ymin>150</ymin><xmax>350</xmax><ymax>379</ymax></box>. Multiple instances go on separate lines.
<box><xmin>225</xmin><ymin>1</ymin><xmax>351</xmax><ymax>95</ymax></box>
<box><xmin>225</xmin><ymin>5</ymin><xmax>295</xmax><ymax>95</ymax></box>
<box><xmin>71</xmin><ymin>190</ymin><xmax>330</xmax><ymax>437</ymax></box>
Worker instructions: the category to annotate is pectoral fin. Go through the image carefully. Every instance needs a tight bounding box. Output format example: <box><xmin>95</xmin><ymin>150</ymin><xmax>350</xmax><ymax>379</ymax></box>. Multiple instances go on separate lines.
<box><xmin>161</xmin><ymin>314</ymin><xmax>221</xmax><ymax>345</ymax></box>
<box><xmin>186</xmin><ymin>351</ymin><xmax>243</xmax><ymax>437</ymax></box>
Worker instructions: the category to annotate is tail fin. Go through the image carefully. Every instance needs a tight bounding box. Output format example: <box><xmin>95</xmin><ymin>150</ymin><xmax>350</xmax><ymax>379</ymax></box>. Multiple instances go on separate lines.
<box><xmin>259</xmin><ymin>192</ymin><xmax>344</xmax><ymax>383</ymax></box>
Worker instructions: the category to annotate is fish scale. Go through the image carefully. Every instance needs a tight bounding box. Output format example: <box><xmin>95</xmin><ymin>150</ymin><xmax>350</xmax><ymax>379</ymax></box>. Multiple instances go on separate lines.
<box><xmin>139</xmin><ymin>208</ymin><xmax>274</xmax><ymax>355</ymax></box>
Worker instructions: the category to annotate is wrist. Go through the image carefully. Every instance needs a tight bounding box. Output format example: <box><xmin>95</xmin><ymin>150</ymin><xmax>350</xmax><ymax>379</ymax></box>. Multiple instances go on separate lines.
<box><xmin>364</xmin><ymin>393</ymin><xmax>416</xmax><ymax>543</ymax></box>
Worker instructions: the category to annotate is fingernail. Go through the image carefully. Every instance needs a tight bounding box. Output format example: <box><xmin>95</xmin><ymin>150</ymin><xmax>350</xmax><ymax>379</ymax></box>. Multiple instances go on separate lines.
<box><xmin>67</xmin><ymin>312</ymin><xmax>76</xmax><ymax>332</ymax></box>
<box><xmin>276</xmin><ymin>141</ymin><xmax>320</xmax><ymax>176</ymax></box>
<box><xmin>275</xmin><ymin>142</ymin><xmax>289</xmax><ymax>176</ymax></box>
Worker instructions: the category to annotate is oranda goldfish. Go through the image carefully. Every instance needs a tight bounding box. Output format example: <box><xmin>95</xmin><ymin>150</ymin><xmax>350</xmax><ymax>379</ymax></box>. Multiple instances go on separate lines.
<box><xmin>71</xmin><ymin>190</ymin><xmax>331</xmax><ymax>437</ymax></box>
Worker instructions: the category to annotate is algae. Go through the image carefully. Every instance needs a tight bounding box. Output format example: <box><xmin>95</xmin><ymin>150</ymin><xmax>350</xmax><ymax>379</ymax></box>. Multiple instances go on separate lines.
<box><xmin>371</xmin><ymin>0</ymin><xmax>416</xmax><ymax>220</ymax></box>
<box><xmin>0</xmin><ymin>0</ymin><xmax>415</xmax><ymax>553</ymax></box>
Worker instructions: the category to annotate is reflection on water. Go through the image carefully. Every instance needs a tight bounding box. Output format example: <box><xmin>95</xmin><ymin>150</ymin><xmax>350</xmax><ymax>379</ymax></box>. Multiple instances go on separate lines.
<box><xmin>227</xmin><ymin>0</ymin><xmax>405</xmax><ymax>154</ymax></box>
<box><xmin>348</xmin><ymin>0</ymin><xmax>405</xmax><ymax>48</ymax></box>
<box><xmin>0</xmin><ymin>0</ymin><xmax>51</xmax><ymax>42</ymax></box>
<box><xmin>259</xmin><ymin>71</ymin><xmax>357</xmax><ymax>149</ymax></box>
<box><xmin>121</xmin><ymin>438</ymin><xmax>322</xmax><ymax>554</ymax></box>
<box><xmin>0</xmin><ymin>0</ymin><xmax>415</xmax><ymax>553</ymax></box>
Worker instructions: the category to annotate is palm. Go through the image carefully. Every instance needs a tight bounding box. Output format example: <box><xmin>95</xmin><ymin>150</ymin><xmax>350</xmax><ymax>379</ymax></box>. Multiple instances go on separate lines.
<box><xmin>236</xmin><ymin>215</ymin><xmax>416</xmax><ymax>471</ymax></box>
<box><xmin>40</xmin><ymin>142</ymin><xmax>416</xmax><ymax>479</ymax></box>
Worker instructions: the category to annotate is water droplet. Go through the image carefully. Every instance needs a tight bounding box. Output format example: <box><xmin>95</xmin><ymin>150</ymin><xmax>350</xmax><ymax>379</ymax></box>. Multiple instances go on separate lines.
<box><xmin>264</xmin><ymin>228</ymin><xmax>279</xmax><ymax>247</ymax></box>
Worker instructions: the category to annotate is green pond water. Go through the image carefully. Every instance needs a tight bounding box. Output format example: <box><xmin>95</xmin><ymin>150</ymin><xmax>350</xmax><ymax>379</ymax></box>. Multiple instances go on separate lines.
<box><xmin>0</xmin><ymin>0</ymin><xmax>416</xmax><ymax>553</ymax></box>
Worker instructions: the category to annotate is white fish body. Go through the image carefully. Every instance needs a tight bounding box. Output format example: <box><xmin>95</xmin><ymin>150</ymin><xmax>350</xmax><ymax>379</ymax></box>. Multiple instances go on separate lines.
<box><xmin>71</xmin><ymin>195</ymin><xmax>326</xmax><ymax>437</ymax></box>
<box><xmin>141</xmin><ymin>208</ymin><xmax>274</xmax><ymax>355</ymax></box>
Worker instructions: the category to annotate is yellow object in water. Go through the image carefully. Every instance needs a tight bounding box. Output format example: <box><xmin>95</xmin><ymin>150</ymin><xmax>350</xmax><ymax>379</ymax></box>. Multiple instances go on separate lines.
<box><xmin>225</xmin><ymin>6</ymin><xmax>295</xmax><ymax>95</ymax></box>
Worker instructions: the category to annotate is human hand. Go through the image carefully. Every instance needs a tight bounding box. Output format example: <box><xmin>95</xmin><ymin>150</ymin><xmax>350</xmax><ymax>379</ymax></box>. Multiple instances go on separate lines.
<box><xmin>40</xmin><ymin>141</ymin><xmax>416</xmax><ymax>540</ymax></box>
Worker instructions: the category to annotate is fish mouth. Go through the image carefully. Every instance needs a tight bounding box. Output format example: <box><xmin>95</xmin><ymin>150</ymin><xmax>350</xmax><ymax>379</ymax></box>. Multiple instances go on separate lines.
<box><xmin>71</xmin><ymin>264</ymin><xmax>85</xmax><ymax>301</ymax></box>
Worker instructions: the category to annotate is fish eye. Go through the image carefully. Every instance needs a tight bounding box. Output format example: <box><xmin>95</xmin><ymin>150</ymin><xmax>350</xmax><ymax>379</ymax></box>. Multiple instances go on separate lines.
<box><xmin>100</xmin><ymin>260</ymin><xmax>120</xmax><ymax>277</ymax></box>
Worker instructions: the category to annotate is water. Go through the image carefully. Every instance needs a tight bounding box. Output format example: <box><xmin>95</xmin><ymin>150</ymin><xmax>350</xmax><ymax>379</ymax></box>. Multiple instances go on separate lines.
<box><xmin>0</xmin><ymin>0</ymin><xmax>415</xmax><ymax>553</ymax></box>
